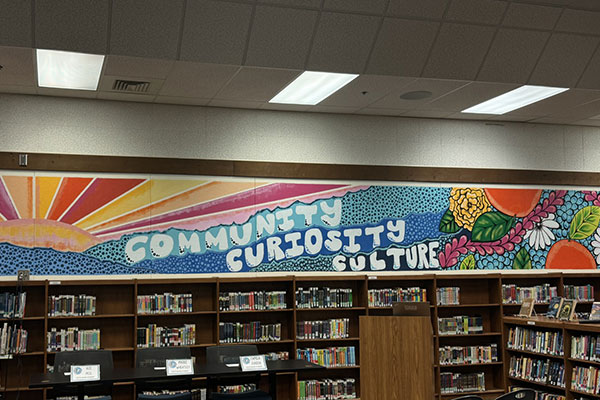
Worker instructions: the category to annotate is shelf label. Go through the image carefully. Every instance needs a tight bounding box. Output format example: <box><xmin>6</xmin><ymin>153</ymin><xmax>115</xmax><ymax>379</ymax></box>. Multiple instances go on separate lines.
<box><xmin>527</xmin><ymin>321</ymin><xmax>535</xmax><ymax>325</ymax></box>
<box><xmin>240</xmin><ymin>355</ymin><xmax>267</xmax><ymax>372</ymax></box>
<box><xmin>70</xmin><ymin>365</ymin><xmax>100</xmax><ymax>382</ymax></box>
<box><xmin>166</xmin><ymin>359</ymin><xmax>194</xmax><ymax>376</ymax></box>
<box><xmin>49</xmin><ymin>281</ymin><xmax>61</xmax><ymax>285</ymax></box>
<box><xmin>368</xmin><ymin>276</ymin><xmax>378</xmax><ymax>280</ymax></box>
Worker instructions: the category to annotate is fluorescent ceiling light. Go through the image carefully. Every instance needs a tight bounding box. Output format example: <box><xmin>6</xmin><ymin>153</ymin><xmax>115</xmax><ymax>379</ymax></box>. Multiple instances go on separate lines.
<box><xmin>462</xmin><ymin>85</ymin><xmax>569</xmax><ymax>115</ymax></box>
<box><xmin>270</xmin><ymin>71</ymin><xmax>359</xmax><ymax>105</ymax></box>
<box><xmin>36</xmin><ymin>49</ymin><xmax>105</xmax><ymax>91</ymax></box>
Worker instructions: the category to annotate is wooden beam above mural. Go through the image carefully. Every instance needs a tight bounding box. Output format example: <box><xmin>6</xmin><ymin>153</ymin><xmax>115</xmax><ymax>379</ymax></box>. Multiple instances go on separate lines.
<box><xmin>1</xmin><ymin>151</ymin><xmax>599</xmax><ymax>186</ymax></box>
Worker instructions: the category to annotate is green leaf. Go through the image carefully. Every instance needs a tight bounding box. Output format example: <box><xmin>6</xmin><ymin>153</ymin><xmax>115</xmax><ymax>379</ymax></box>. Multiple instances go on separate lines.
<box><xmin>471</xmin><ymin>212</ymin><xmax>515</xmax><ymax>242</ymax></box>
<box><xmin>513</xmin><ymin>248</ymin><xmax>532</xmax><ymax>269</ymax></box>
<box><xmin>439</xmin><ymin>209</ymin><xmax>460</xmax><ymax>233</ymax></box>
<box><xmin>569</xmin><ymin>205</ymin><xmax>600</xmax><ymax>240</ymax></box>
<box><xmin>459</xmin><ymin>254</ymin><xmax>476</xmax><ymax>270</ymax></box>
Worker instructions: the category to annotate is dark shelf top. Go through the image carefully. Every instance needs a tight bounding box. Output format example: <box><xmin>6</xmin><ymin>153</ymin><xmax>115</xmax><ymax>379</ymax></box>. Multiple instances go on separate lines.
<box><xmin>48</xmin><ymin>313</ymin><xmax>135</xmax><ymax>319</ymax></box>
<box><xmin>506</xmin><ymin>348</ymin><xmax>564</xmax><ymax>360</ymax></box>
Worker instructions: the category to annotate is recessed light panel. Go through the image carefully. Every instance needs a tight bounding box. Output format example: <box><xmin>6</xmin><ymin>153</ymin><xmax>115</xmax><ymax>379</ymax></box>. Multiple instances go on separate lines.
<box><xmin>36</xmin><ymin>49</ymin><xmax>105</xmax><ymax>91</ymax></box>
<box><xmin>462</xmin><ymin>85</ymin><xmax>569</xmax><ymax>115</ymax></box>
<box><xmin>269</xmin><ymin>71</ymin><xmax>359</xmax><ymax>105</ymax></box>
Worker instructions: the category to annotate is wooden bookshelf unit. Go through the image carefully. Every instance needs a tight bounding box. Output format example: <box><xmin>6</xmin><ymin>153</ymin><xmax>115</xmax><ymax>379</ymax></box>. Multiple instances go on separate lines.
<box><xmin>3</xmin><ymin>272</ymin><xmax>600</xmax><ymax>400</ymax></box>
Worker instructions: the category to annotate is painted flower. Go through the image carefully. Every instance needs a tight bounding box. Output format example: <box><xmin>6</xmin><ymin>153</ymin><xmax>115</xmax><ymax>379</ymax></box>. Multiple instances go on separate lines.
<box><xmin>524</xmin><ymin>214</ymin><xmax>559</xmax><ymax>250</ymax></box>
<box><xmin>591</xmin><ymin>227</ymin><xmax>600</xmax><ymax>264</ymax></box>
<box><xmin>448</xmin><ymin>188</ymin><xmax>491</xmax><ymax>230</ymax></box>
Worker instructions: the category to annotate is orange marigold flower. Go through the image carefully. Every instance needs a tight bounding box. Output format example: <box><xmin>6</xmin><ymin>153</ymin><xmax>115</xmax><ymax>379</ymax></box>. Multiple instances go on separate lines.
<box><xmin>448</xmin><ymin>188</ymin><xmax>491</xmax><ymax>230</ymax></box>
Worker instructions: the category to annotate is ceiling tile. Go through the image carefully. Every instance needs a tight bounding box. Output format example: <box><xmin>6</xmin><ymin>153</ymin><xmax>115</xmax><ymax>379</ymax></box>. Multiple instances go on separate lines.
<box><xmin>529</xmin><ymin>33</ymin><xmax>600</xmax><ymax>88</ymax></box>
<box><xmin>422</xmin><ymin>82</ymin><xmax>519</xmax><ymax>112</ymax></box>
<box><xmin>180</xmin><ymin>0</ymin><xmax>253</xmax><ymax>65</ymax></box>
<box><xmin>357</xmin><ymin>108</ymin><xmax>409</xmax><ymax>116</ymax></box>
<box><xmin>366</xmin><ymin>18</ymin><xmax>439</xmax><ymax>77</ymax></box>
<box><xmin>568</xmin><ymin>0</ymin><xmax>600</xmax><ymax>11</ymax></box>
<box><xmin>555</xmin><ymin>9</ymin><xmax>600</xmax><ymax>35</ymax></box>
<box><xmin>97</xmin><ymin>92</ymin><xmax>155</xmax><ymax>103</ymax></box>
<box><xmin>0</xmin><ymin>85</ymin><xmax>36</xmax><ymax>95</ymax></box>
<box><xmin>530</xmin><ymin>116</ymin><xmax>580</xmax><ymax>125</ymax></box>
<box><xmin>321</xmin><ymin>75</ymin><xmax>415</xmax><ymax>108</ymax></box>
<box><xmin>208</xmin><ymin>99</ymin><xmax>264</xmax><ymax>109</ymax></box>
<box><xmin>35</xmin><ymin>0</ymin><xmax>109</xmax><ymax>54</ymax></box>
<box><xmin>477</xmin><ymin>29</ymin><xmax>550</xmax><ymax>84</ymax></box>
<box><xmin>36</xmin><ymin>87</ymin><xmax>98</xmax><ymax>99</ymax></box>
<box><xmin>0</xmin><ymin>47</ymin><xmax>35</xmax><ymax>87</ymax></box>
<box><xmin>488</xmin><ymin>114</ymin><xmax>539</xmax><ymax>122</ymax></box>
<box><xmin>387</xmin><ymin>0</ymin><xmax>449</xmax><ymax>19</ymax></box>
<box><xmin>307</xmin><ymin>12</ymin><xmax>380</xmax><ymax>74</ymax></box>
<box><xmin>506</xmin><ymin>89</ymin><xmax>600</xmax><ymax>117</ymax></box>
<box><xmin>578</xmin><ymin>48</ymin><xmax>600</xmax><ymax>89</ymax></box>
<box><xmin>110</xmin><ymin>0</ymin><xmax>185</xmax><ymax>59</ymax></box>
<box><xmin>323</xmin><ymin>0</ymin><xmax>388</xmax><ymax>15</ymax></box>
<box><xmin>103</xmin><ymin>56</ymin><xmax>174</xmax><ymax>79</ymax></box>
<box><xmin>534</xmin><ymin>98</ymin><xmax>600</xmax><ymax>122</ymax></box>
<box><xmin>369</xmin><ymin>78</ymin><xmax>469</xmax><ymax>109</ymax></box>
<box><xmin>502</xmin><ymin>3</ymin><xmax>561</xmax><ymax>30</ymax></box>
<box><xmin>245</xmin><ymin>6</ymin><xmax>318</xmax><ymax>69</ymax></box>
<box><xmin>256</xmin><ymin>0</ymin><xmax>321</xmax><ymax>8</ymax></box>
<box><xmin>448</xmin><ymin>112</ymin><xmax>489</xmax><ymax>120</ymax></box>
<box><xmin>213</xmin><ymin>67</ymin><xmax>300</xmax><ymax>101</ymax></box>
<box><xmin>309</xmin><ymin>105</ymin><xmax>361</xmax><ymax>114</ymax></box>
<box><xmin>159</xmin><ymin>62</ymin><xmax>239</xmax><ymax>98</ymax></box>
<box><xmin>445</xmin><ymin>0</ymin><xmax>507</xmax><ymax>25</ymax></box>
<box><xmin>401</xmin><ymin>109</ymin><xmax>454</xmax><ymax>118</ymax></box>
<box><xmin>155</xmin><ymin>96</ymin><xmax>211</xmax><ymax>106</ymax></box>
<box><xmin>422</xmin><ymin>23</ymin><xmax>495</xmax><ymax>80</ymax></box>
<box><xmin>511</xmin><ymin>0</ymin><xmax>569</xmax><ymax>6</ymax></box>
<box><xmin>0</xmin><ymin>0</ymin><xmax>32</xmax><ymax>47</ymax></box>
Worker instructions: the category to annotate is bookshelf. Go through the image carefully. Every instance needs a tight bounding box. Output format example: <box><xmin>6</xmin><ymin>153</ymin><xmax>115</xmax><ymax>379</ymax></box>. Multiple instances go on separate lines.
<box><xmin>4</xmin><ymin>272</ymin><xmax>600</xmax><ymax>400</ymax></box>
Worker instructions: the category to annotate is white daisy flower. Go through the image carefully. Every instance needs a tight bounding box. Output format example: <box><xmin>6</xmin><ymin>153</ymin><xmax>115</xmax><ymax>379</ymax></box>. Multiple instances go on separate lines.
<box><xmin>591</xmin><ymin>228</ymin><xmax>600</xmax><ymax>264</ymax></box>
<box><xmin>524</xmin><ymin>214</ymin><xmax>559</xmax><ymax>251</ymax></box>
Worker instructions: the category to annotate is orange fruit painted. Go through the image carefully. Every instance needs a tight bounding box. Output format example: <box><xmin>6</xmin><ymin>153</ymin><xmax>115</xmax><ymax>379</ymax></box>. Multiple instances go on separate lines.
<box><xmin>546</xmin><ymin>240</ymin><xmax>596</xmax><ymax>269</ymax></box>
<box><xmin>484</xmin><ymin>188</ymin><xmax>542</xmax><ymax>217</ymax></box>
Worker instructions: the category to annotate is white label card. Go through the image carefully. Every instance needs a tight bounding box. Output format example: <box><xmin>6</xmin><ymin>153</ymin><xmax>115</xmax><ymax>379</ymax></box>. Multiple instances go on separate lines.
<box><xmin>166</xmin><ymin>359</ymin><xmax>194</xmax><ymax>376</ymax></box>
<box><xmin>70</xmin><ymin>365</ymin><xmax>100</xmax><ymax>382</ymax></box>
<box><xmin>239</xmin><ymin>355</ymin><xmax>267</xmax><ymax>372</ymax></box>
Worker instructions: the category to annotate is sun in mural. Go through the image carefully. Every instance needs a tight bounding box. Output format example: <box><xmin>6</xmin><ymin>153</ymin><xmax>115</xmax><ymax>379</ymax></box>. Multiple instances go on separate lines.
<box><xmin>0</xmin><ymin>174</ymin><xmax>357</xmax><ymax>252</ymax></box>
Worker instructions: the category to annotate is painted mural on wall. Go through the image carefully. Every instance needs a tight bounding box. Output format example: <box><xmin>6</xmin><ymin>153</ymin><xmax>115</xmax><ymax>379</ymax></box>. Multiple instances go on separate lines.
<box><xmin>0</xmin><ymin>173</ymin><xmax>598</xmax><ymax>275</ymax></box>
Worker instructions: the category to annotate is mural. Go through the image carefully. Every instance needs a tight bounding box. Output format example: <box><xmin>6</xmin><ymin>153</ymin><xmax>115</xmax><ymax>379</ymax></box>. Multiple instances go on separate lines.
<box><xmin>0</xmin><ymin>173</ymin><xmax>598</xmax><ymax>275</ymax></box>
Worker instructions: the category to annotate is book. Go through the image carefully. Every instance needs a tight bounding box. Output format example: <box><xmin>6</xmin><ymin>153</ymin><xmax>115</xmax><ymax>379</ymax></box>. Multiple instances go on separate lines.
<box><xmin>558</xmin><ymin>299</ymin><xmax>576</xmax><ymax>321</ymax></box>
<box><xmin>546</xmin><ymin>297</ymin><xmax>563</xmax><ymax>319</ymax></box>
<box><xmin>590</xmin><ymin>302</ymin><xmax>600</xmax><ymax>321</ymax></box>
<box><xmin>517</xmin><ymin>298</ymin><xmax>535</xmax><ymax>317</ymax></box>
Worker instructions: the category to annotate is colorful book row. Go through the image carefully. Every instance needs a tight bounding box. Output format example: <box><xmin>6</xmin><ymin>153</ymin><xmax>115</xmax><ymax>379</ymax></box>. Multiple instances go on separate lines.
<box><xmin>296</xmin><ymin>288</ymin><xmax>353</xmax><ymax>309</ymax></box>
<box><xmin>507</xmin><ymin>326</ymin><xmax>564</xmax><ymax>356</ymax></box>
<box><xmin>440</xmin><ymin>372</ymin><xmax>485</xmax><ymax>394</ymax></box>
<box><xmin>219</xmin><ymin>321</ymin><xmax>281</xmax><ymax>343</ymax></box>
<box><xmin>49</xmin><ymin>294</ymin><xmax>96</xmax><ymax>316</ymax></box>
<box><xmin>571</xmin><ymin>334</ymin><xmax>600</xmax><ymax>362</ymax></box>
<box><xmin>296</xmin><ymin>347</ymin><xmax>356</xmax><ymax>368</ymax></box>
<box><xmin>219</xmin><ymin>291</ymin><xmax>287</xmax><ymax>311</ymax></box>
<box><xmin>508</xmin><ymin>356</ymin><xmax>565</xmax><ymax>387</ymax></box>
<box><xmin>438</xmin><ymin>316</ymin><xmax>483</xmax><ymax>335</ymax></box>
<box><xmin>137</xmin><ymin>293</ymin><xmax>192</xmax><ymax>314</ymax></box>
<box><xmin>0</xmin><ymin>292</ymin><xmax>26</xmax><ymax>319</ymax></box>
<box><xmin>438</xmin><ymin>344</ymin><xmax>498</xmax><ymax>365</ymax></box>
<box><xmin>367</xmin><ymin>287</ymin><xmax>427</xmax><ymax>307</ymax></box>
<box><xmin>297</xmin><ymin>378</ymin><xmax>356</xmax><ymax>400</ymax></box>
<box><xmin>47</xmin><ymin>327</ymin><xmax>100</xmax><ymax>352</ymax></box>
<box><xmin>437</xmin><ymin>287</ymin><xmax>460</xmax><ymax>305</ymax></box>
<box><xmin>297</xmin><ymin>318</ymin><xmax>350</xmax><ymax>340</ymax></box>
<box><xmin>137</xmin><ymin>324</ymin><xmax>196</xmax><ymax>348</ymax></box>
<box><xmin>502</xmin><ymin>284</ymin><xmax>558</xmax><ymax>304</ymax></box>
<box><xmin>0</xmin><ymin>323</ymin><xmax>27</xmax><ymax>355</ymax></box>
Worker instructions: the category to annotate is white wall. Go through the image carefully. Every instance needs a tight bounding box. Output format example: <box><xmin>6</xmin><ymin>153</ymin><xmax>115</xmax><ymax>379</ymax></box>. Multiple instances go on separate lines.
<box><xmin>2</xmin><ymin>93</ymin><xmax>600</xmax><ymax>172</ymax></box>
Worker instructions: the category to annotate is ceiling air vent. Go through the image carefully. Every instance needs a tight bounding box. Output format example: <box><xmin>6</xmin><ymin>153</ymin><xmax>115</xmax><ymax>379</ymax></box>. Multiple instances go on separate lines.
<box><xmin>112</xmin><ymin>79</ymin><xmax>151</xmax><ymax>93</ymax></box>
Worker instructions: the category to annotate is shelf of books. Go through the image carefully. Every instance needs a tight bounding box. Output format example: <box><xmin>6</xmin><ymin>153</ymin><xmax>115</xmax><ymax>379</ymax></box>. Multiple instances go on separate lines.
<box><xmin>6</xmin><ymin>272</ymin><xmax>600</xmax><ymax>400</ymax></box>
<box><xmin>435</xmin><ymin>274</ymin><xmax>505</xmax><ymax>399</ymax></box>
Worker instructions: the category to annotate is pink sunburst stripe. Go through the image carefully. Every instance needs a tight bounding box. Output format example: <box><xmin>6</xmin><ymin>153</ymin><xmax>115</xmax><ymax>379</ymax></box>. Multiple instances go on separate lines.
<box><xmin>93</xmin><ymin>183</ymin><xmax>347</xmax><ymax>236</ymax></box>
<box><xmin>96</xmin><ymin>185</ymin><xmax>367</xmax><ymax>240</ymax></box>
<box><xmin>0</xmin><ymin>178</ymin><xmax>19</xmax><ymax>220</ymax></box>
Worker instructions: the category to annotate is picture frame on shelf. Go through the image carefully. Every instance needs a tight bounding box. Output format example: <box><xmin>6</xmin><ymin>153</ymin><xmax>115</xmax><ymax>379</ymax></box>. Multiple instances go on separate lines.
<box><xmin>557</xmin><ymin>299</ymin><xmax>576</xmax><ymax>321</ymax></box>
<box><xmin>517</xmin><ymin>298</ymin><xmax>535</xmax><ymax>318</ymax></box>
<box><xmin>546</xmin><ymin>297</ymin><xmax>563</xmax><ymax>319</ymax></box>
